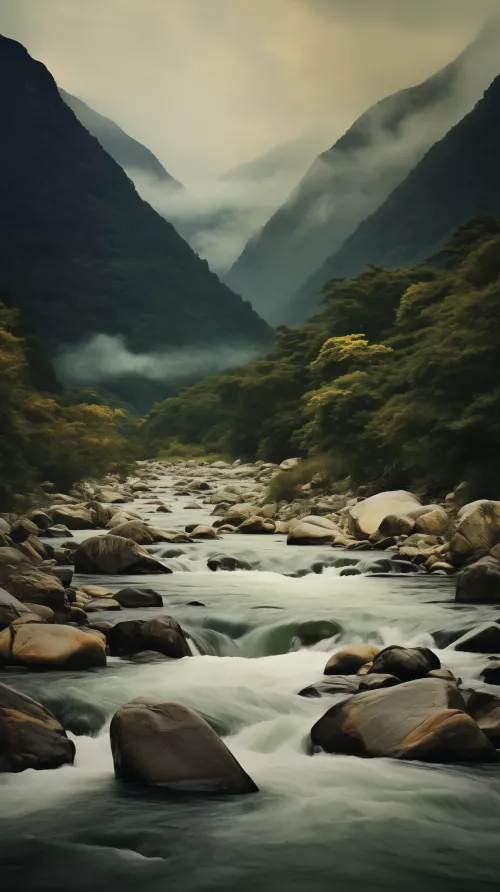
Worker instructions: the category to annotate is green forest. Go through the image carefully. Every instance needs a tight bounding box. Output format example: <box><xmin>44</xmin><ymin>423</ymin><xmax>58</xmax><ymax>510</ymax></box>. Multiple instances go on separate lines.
<box><xmin>143</xmin><ymin>216</ymin><xmax>500</xmax><ymax>498</ymax></box>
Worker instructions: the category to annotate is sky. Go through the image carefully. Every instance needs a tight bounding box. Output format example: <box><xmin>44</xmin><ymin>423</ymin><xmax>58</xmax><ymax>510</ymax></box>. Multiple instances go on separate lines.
<box><xmin>1</xmin><ymin>0</ymin><xmax>499</xmax><ymax>182</ymax></box>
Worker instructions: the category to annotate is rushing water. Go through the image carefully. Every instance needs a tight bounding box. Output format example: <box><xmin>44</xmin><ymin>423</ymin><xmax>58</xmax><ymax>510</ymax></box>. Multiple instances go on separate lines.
<box><xmin>1</xmin><ymin>468</ymin><xmax>500</xmax><ymax>892</ymax></box>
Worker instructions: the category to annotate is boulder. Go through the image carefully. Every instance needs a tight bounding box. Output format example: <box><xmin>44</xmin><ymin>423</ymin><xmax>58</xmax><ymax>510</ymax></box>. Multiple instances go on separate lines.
<box><xmin>467</xmin><ymin>692</ymin><xmax>500</xmax><ymax>746</ymax></box>
<box><xmin>23</xmin><ymin>603</ymin><xmax>55</xmax><ymax>623</ymax></box>
<box><xmin>324</xmin><ymin>644</ymin><xmax>380</xmax><ymax>676</ymax></box>
<box><xmin>280</xmin><ymin>458</ymin><xmax>300</xmax><ymax>470</ymax></box>
<box><xmin>287</xmin><ymin>522</ymin><xmax>336</xmax><ymax>545</ymax></box>
<box><xmin>414</xmin><ymin>506</ymin><xmax>450</xmax><ymax>536</ymax></box>
<box><xmin>106</xmin><ymin>511</ymin><xmax>141</xmax><ymax>529</ymax></box>
<box><xmin>28</xmin><ymin>510</ymin><xmax>54</xmax><ymax>531</ymax></box>
<box><xmin>480</xmin><ymin>661</ymin><xmax>500</xmax><ymax>685</ymax></box>
<box><xmin>9</xmin><ymin>518</ymin><xmax>39</xmax><ymax>543</ymax></box>
<box><xmin>0</xmin><ymin>622</ymin><xmax>106</xmax><ymax>669</ymax></box>
<box><xmin>378</xmin><ymin>514</ymin><xmax>415</xmax><ymax>537</ymax></box>
<box><xmin>358</xmin><ymin>674</ymin><xmax>400</xmax><ymax>691</ymax></box>
<box><xmin>450</xmin><ymin>500</ymin><xmax>500</xmax><ymax>560</ymax></box>
<box><xmin>295</xmin><ymin>620</ymin><xmax>342</xmax><ymax>647</ymax></box>
<box><xmin>0</xmin><ymin>682</ymin><xmax>75</xmax><ymax>772</ymax></box>
<box><xmin>207</xmin><ymin>555</ymin><xmax>251</xmax><ymax>572</ymax></box>
<box><xmin>368</xmin><ymin>645</ymin><xmax>440</xmax><ymax>681</ymax></box>
<box><xmin>49</xmin><ymin>506</ymin><xmax>96</xmax><ymax>530</ymax></box>
<box><xmin>237</xmin><ymin>516</ymin><xmax>275</xmax><ymax>534</ymax></box>
<box><xmin>69</xmin><ymin>606</ymin><xmax>89</xmax><ymax>625</ymax></box>
<box><xmin>107</xmin><ymin>615</ymin><xmax>190</xmax><ymax>659</ymax></box>
<box><xmin>128</xmin><ymin>651</ymin><xmax>172</xmax><ymax>663</ymax></box>
<box><xmin>85</xmin><ymin>501</ymin><xmax>113</xmax><ymax>528</ymax></box>
<box><xmin>0</xmin><ymin>587</ymin><xmax>31</xmax><ymax>630</ymax></box>
<box><xmin>451</xmin><ymin>623</ymin><xmax>500</xmax><ymax>654</ymax></box>
<box><xmin>97</xmin><ymin>487</ymin><xmax>128</xmax><ymax>503</ymax></box>
<box><xmin>311</xmin><ymin>678</ymin><xmax>496</xmax><ymax>762</ymax></box>
<box><xmin>293</xmin><ymin>516</ymin><xmax>341</xmax><ymax>532</ymax></box>
<box><xmin>0</xmin><ymin>564</ymin><xmax>67</xmax><ymax>611</ymax></box>
<box><xmin>74</xmin><ymin>536</ymin><xmax>171</xmax><ymax>575</ymax></box>
<box><xmin>298</xmin><ymin>676</ymin><xmax>360</xmax><ymax>698</ymax></box>
<box><xmin>114</xmin><ymin>587</ymin><xmax>163</xmax><ymax>608</ymax></box>
<box><xmin>190</xmin><ymin>526</ymin><xmax>219</xmax><ymax>540</ymax></box>
<box><xmin>84</xmin><ymin>598</ymin><xmax>121</xmax><ymax>612</ymax></box>
<box><xmin>456</xmin><ymin>557</ymin><xmax>500</xmax><ymax>604</ymax></box>
<box><xmin>348</xmin><ymin>491</ymin><xmax>421</xmax><ymax>539</ymax></box>
<box><xmin>109</xmin><ymin>520</ymin><xmax>156</xmax><ymax>544</ymax></box>
<box><xmin>110</xmin><ymin>699</ymin><xmax>257</xmax><ymax>793</ymax></box>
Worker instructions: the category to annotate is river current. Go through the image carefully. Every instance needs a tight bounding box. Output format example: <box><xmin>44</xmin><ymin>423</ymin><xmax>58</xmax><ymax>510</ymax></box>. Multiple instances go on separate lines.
<box><xmin>1</xmin><ymin>468</ymin><xmax>500</xmax><ymax>892</ymax></box>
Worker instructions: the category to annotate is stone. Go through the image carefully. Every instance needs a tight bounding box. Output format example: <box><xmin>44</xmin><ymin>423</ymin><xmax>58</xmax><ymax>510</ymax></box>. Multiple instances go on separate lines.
<box><xmin>287</xmin><ymin>522</ymin><xmax>336</xmax><ymax>545</ymax></box>
<box><xmin>480</xmin><ymin>661</ymin><xmax>500</xmax><ymax>685</ymax></box>
<box><xmin>69</xmin><ymin>606</ymin><xmax>89</xmax><ymax>625</ymax></box>
<box><xmin>190</xmin><ymin>526</ymin><xmax>220</xmax><ymax>540</ymax></box>
<box><xmin>114</xmin><ymin>587</ymin><xmax>163</xmax><ymax>608</ymax></box>
<box><xmin>295</xmin><ymin>620</ymin><xmax>342</xmax><ymax>647</ymax></box>
<box><xmin>110</xmin><ymin>699</ymin><xmax>257</xmax><ymax>793</ymax></box>
<box><xmin>23</xmin><ymin>603</ymin><xmax>55</xmax><ymax>623</ymax></box>
<box><xmin>358</xmin><ymin>674</ymin><xmax>400</xmax><ymax>691</ymax></box>
<box><xmin>0</xmin><ymin>587</ymin><xmax>31</xmax><ymax>630</ymax></box>
<box><xmin>109</xmin><ymin>520</ymin><xmax>160</xmax><ymax>544</ymax></box>
<box><xmin>450</xmin><ymin>500</ymin><xmax>500</xmax><ymax>560</ymax></box>
<box><xmin>97</xmin><ymin>487</ymin><xmax>128</xmax><ymax>503</ymax></box>
<box><xmin>237</xmin><ymin>516</ymin><xmax>275</xmax><ymax>534</ymax></box>
<box><xmin>85</xmin><ymin>501</ymin><xmax>113</xmax><ymax>528</ymax></box>
<box><xmin>0</xmin><ymin>682</ymin><xmax>75</xmax><ymax>772</ymax></box>
<box><xmin>311</xmin><ymin>678</ymin><xmax>495</xmax><ymax>762</ymax></box>
<box><xmin>80</xmin><ymin>585</ymin><xmax>114</xmax><ymax>599</ymax></box>
<box><xmin>348</xmin><ymin>491</ymin><xmax>421</xmax><ymax>539</ymax></box>
<box><xmin>466</xmin><ymin>692</ymin><xmax>500</xmax><ymax>746</ymax></box>
<box><xmin>49</xmin><ymin>505</ymin><xmax>96</xmax><ymax>529</ymax></box>
<box><xmin>414</xmin><ymin>506</ymin><xmax>450</xmax><ymax>536</ymax></box>
<box><xmin>9</xmin><ymin>518</ymin><xmax>39</xmax><ymax>543</ymax></box>
<box><xmin>324</xmin><ymin>644</ymin><xmax>380</xmax><ymax>676</ymax></box>
<box><xmin>107</xmin><ymin>615</ymin><xmax>191</xmax><ymax>659</ymax></box>
<box><xmin>368</xmin><ymin>645</ymin><xmax>440</xmax><ymax>681</ymax></box>
<box><xmin>298</xmin><ymin>676</ymin><xmax>360</xmax><ymax>698</ymax></box>
<box><xmin>378</xmin><ymin>514</ymin><xmax>415</xmax><ymax>537</ymax></box>
<box><xmin>0</xmin><ymin>564</ymin><xmax>67</xmax><ymax>611</ymax></box>
<box><xmin>0</xmin><ymin>622</ymin><xmax>106</xmax><ymax>669</ymax></box>
<box><xmin>207</xmin><ymin>555</ymin><xmax>252</xmax><ymax>572</ymax></box>
<box><xmin>84</xmin><ymin>598</ymin><xmax>121</xmax><ymax>612</ymax></box>
<box><xmin>74</xmin><ymin>535</ymin><xmax>171</xmax><ymax>575</ymax></box>
<box><xmin>451</xmin><ymin>623</ymin><xmax>500</xmax><ymax>654</ymax></box>
<box><xmin>128</xmin><ymin>651</ymin><xmax>172</xmax><ymax>663</ymax></box>
<box><xmin>456</xmin><ymin>557</ymin><xmax>500</xmax><ymax>604</ymax></box>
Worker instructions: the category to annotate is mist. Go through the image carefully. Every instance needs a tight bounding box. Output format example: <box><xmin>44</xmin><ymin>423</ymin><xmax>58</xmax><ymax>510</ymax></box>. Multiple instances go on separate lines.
<box><xmin>55</xmin><ymin>334</ymin><xmax>263</xmax><ymax>386</ymax></box>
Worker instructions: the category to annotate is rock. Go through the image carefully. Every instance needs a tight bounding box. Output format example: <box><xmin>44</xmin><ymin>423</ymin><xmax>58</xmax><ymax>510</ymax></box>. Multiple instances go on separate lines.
<box><xmin>0</xmin><ymin>564</ymin><xmax>67</xmax><ymax>611</ymax></box>
<box><xmin>108</xmin><ymin>520</ymin><xmax>159</xmax><ymax>544</ymax></box>
<box><xmin>80</xmin><ymin>585</ymin><xmax>114</xmax><ymax>599</ymax></box>
<box><xmin>430</xmin><ymin>561</ymin><xmax>455</xmax><ymax>574</ymax></box>
<box><xmin>49</xmin><ymin>506</ymin><xmax>96</xmax><ymax>530</ymax></box>
<box><xmin>295</xmin><ymin>620</ymin><xmax>342</xmax><ymax>647</ymax></box>
<box><xmin>480</xmin><ymin>661</ymin><xmax>500</xmax><ymax>685</ymax></box>
<box><xmin>48</xmin><ymin>566</ymin><xmax>73</xmax><ymax>587</ymax></box>
<box><xmin>0</xmin><ymin>588</ymin><xmax>31</xmax><ymax>630</ymax></box>
<box><xmin>97</xmin><ymin>487</ymin><xmax>128</xmax><ymax>503</ymax></box>
<box><xmin>128</xmin><ymin>651</ymin><xmax>172</xmax><ymax>663</ymax></box>
<box><xmin>428</xmin><ymin>669</ymin><xmax>460</xmax><ymax>683</ymax></box>
<box><xmin>310</xmin><ymin>678</ymin><xmax>496</xmax><ymax>762</ymax></box>
<box><xmin>451</xmin><ymin>622</ymin><xmax>500</xmax><ymax>653</ymax></box>
<box><xmin>456</xmin><ymin>557</ymin><xmax>500</xmax><ymax>604</ymax></box>
<box><xmin>190</xmin><ymin>526</ymin><xmax>219</xmax><ymax>540</ymax></box>
<box><xmin>10</xmin><ymin>518</ymin><xmax>39</xmax><ymax>543</ymax></box>
<box><xmin>84</xmin><ymin>501</ymin><xmax>113</xmax><ymax>528</ymax></box>
<box><xmin>207</xmin><ymin>555</ymin><xmax>251</xmax><ymax>572</ymax></box>
<box><xmin>280</xmin><ymin>458</ymin><xmax>301</xmax><ymax>471</ymax></box>
<box><xmin>379</xmin><ymin>514</ymin><xmax>415</xmax><ymax>537</ymax></box>
<box><xmin>107</xmin><ymin>615</ymin><xmax>191</xmax><ymax>659</ymax></box>
<box><xmin>184</xmin><ymin>503</ymin><xmax>202</xmax><ymax>510</ymax></box>
<box><xmin>0</xmin><ymin>547</ymin><xmax>26</xmax><ymax>568</ymax></box>
<box><xmin>106</xmin><ymin>511</ymin><xmax>141</xmax><ymax>529</ymax></box>
<box><xmin>324</xmin><ymin>644</ymin><xmax>380</xmax><ymax>676</ymax></box>
<box><xmin>0</xmin><ymin>622</ymin><xmax>106</xmax><ymax>669</ymax></box>
<box><xmin>348</xmin><ymin>491</ymin><xmax>421</xmax><ymax>539</ymax></box>
<box><xmin>84</xmin><ymin>598</ymin><xmax>121</xmax><ymax>612</ymax></box>
<box><xmin>237</xmin><ymin>516</ymin><xmax>275</xmax><ymax>534</ymax></box>
<box><xmin>114</xmin><ymin>587</ymin><xmax>163</xmax><ymax>608</ymax></box>
<box><xmin>0</xmin><ymin>682</ymin><xmax>75</xmax><ymax>772</ymax></box>
<box><xmin>298</xmin><ymin>676</ymin><xmax>360</xmax><ymax>698</ymax></box>
<box><xmin>450</xmin><ymin>500</ymin><xmax>500</xmax><ymax>561</ymax></box>
<box><xmin>287</xmin><ymin>522</ymin><xmax>336</xmax><ymax>545</ymax></box>
<box><xmin>74</xmin><ymin>536</ymin><xmax>171</xmax><ymax>575</ymax></box>
<box><xmin>358</xmin><ymin>674</ymin><xmax>400</xmax><ymax>691</ymax></box>
<box><xmin>23</xmin><ymin>603</ymin><xmax>55</xmax><ymax>623</ymax></box>
<box><xmin>466</xmin><ymin>692</ymin><xmax>500</xmax><ymax>746</ymax></box>
<box><xmin>44</xmin><ymin>525</ymin><xmax>74</xmax><ymax>538</ymax></box>
<box><xmin>110</xmin><ymin>699</ymin><xmax>257</xmax><ymax>793</ymax></box>
<box><xmin>414</xmin><ymin>506</ymin><xmax>450</xmax><ymax>536</ymax></box>
<box><xmin>88</xmin><ymin>620</ymin><xmax>113</xmax><ymax>636</ymax></box>
<box><xmin>368</xmin><ymin>645</ymin><xmax>440</xmax><ymax>681</ymax></box>
<box><xmin>156</xmin><ymin>504</ymin><xmax>173</xmax><ymax>513</ymax></box>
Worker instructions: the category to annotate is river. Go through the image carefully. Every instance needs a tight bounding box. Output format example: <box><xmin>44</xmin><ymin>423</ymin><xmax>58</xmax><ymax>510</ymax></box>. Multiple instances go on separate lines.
<box><xmin>1</xmin><ymin>464</ymin><xmax>500</xmax><ymax>892</ymax></box>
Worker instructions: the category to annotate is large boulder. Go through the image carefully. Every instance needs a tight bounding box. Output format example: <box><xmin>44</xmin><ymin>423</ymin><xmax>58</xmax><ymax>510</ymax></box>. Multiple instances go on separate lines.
<box><xmin>49</xmin><ymin>505</ymin><xmax>96</xmax><ymax>530</ymax></box>
<box><xmin>0</xmin><ymin>564</ymin><xmax>67</xmax><ymax>611</ymax></box>
<box><xmin>480</xmin><ymin>661</ymin><xmax>500</xmax><ymax>685</ymax></box>
<box><xmin>0</xmin><ymin>623</ymin><xmax>106</xmax><ymax>669</ymax></box>
<box><xmin>450</xmin><ymin>500</ymin><xmax>500</xmax><ymax>561</ymax></box>
<box><xmin>110</xmin><ymin>699</ymin><xmax>257</xmax><ymax>793</ymax></box>
<box><xmin>368</xmin><ymin>645</ymin><xmax>440</xmax><ymax>681</ymax></box>
<box><xmin>414</xmin><ymin>506</ymin><xmax>450</xmax><ymax>536</ymax></box>
<box><xmin>287</xmin><ymin>522</ymin><xmax>336</xmax><ymax>545</ymax></box>
<box><xmin>451</xmin><ymin>622</ymin><xmax>500</xmax><ymax>653</ymax></box>
<box><xmin>84</xmin><ymin>501</ymin><xmax>113</xmax><ymax>528</ymax></box>
<box><xmin>9</xmin><ymin>518</ymin><xmax>39</xmax><ymax>543</ymax></box>
<box><xmin>456</xmin><ymin>557</ymin><xmax>500</xmax><ymax>604</ymax></box>
<box><xmin>0</xmin><ymin>682</ymin><xmax>75</xmax><ymax>772</ymax></box>
<box><xmin>237</xmin><ymin>516</ymin><xmax>275</xmax><ymax>534</ymax></box>
<box><xmin>189</xmin><ymin>526</ymin><xmax>219</xmax><ymax>540</ymax></box>
<box><xmin>107</xmin><ymin>615</ymin><xmax>190</xmax><ymax>658</ymax></box>
<box><xmin>324</xmin><ymin>644</ymin><xmax>380</xmax><ymax>676</ymax></box>
<box><xmin>378</xmin><ymin>514</ymin><xmax>415</xmax><ymax>537</ymax></box>
<box><xmin>109</xmin><ymin>521</ymin><xmax>157</xmax><ymax>544</ymax></box>
<box><xmin>348</xmin><ymin>491</ymin><xmax>421</xmax><ymax>539</ymax></box>
<box><xmin>467</xmin><ymin>692</ymin><xmax>500</xmax><ymax>747</ymax></box>
<box><xmin>0</xmin><ymin>588</ymin><xmax>31</xmax><ymax>630</ymax></box>
<box><xmin>311</xmin><ymin>678</ymin><xmax>496</xmax><ymax>762</ymax></box>
<box><xmin>74</xmin><ymin>535</ymin><xmax>171</xmax><ymax>575</ymax></box>
<box><xmin>114</xmin><ymin>587</ymin><xmax>163</xmax><ymax>608</ymax></box>
<box><xmin>97</xmin><ymin>487</ymin><xmax>128</xmax><ymax>503</ymax></box>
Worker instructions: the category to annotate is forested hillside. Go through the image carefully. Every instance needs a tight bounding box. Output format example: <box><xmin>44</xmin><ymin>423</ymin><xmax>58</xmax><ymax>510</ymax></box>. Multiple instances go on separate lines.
<box><xmin>144</xmin><ymin>216</ymin><xmax>500</xmax><ymax>497</ymax></box>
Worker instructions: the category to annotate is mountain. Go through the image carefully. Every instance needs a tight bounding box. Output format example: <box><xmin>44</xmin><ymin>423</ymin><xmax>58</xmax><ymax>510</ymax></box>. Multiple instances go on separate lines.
<box><xmin>59</xmin><ymin>88</ymin><xmax>182</xmax><ymax>187</ymax></box>
<box><xmin>301</xmin><ymin>74</ymin><xmax>500</xmax><ymax>290</ymax></box>
<box><xmin>221</xmin><ymin>135</ymin><xmax>323</xmax><ymax>183</ymax></box>
<box><xmin>0</xmin><ymin>36</ymin><xmax>271</xmax><ymax>360</ymax></box>
<box><xmin>224</xmin><ymin>25</ymin><xmax>500</xmax><ymax>325</ymax></box>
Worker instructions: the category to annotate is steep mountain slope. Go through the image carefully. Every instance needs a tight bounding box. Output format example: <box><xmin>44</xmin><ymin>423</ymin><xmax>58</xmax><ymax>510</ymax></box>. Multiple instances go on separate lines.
<box><xmin>221</xmin><ymin>135</ymin><xmax>322</xmax><ymax>183</ymax></box>
<box><xmin>225</xmin><ymin>26</ymin><xmax>500</xmax><ymax>325</ymax></box>
<box><xmin>302</xmin><ymin>74</ymin><xmax>500</xmax><ymax>290</ymax></box>
<box><xmin>0</xmin><ymin>36</ymin><xmax>270</xmax><ymax>356</ymax></box>
<box><xmin>59</xmin><ymin>88</ymin><xmax>182</xmax><ymax>187</ymax></box>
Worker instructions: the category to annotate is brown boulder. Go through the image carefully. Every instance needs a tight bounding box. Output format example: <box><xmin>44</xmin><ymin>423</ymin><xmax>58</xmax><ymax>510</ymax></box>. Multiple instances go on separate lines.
<box><xmin>324</xmin><ymin>644</ymin><xmax>380</xmax><ymax>676</ymax></box>
<box><xmin>0</xmin><ymin>682</ymin><xmax>75</xmax><ymax>772</ymax></box>
<box><xmin>0</xmin><ymin>564</ymin><xmax>67</xmax><ymax>611</ymax></box>
<box><xmin>368</xmin><ymin>645</ymin><xmax>440</xmax><ymax>681</ymax></box>
<box><xmin>74</xmin><ymin>535</ymin><xmax>171</xmax><ymax>575</ymax></box>
<box><xmin>0</xmin><ymin>622</ymin><xmax>106</xmax><ymax>669</ymax></box>
<box><xmin>107</xmin><ymin>615</ymin><xmax>190</xmax><ymax>659</ymax></box>
<box><xmin>49</xmin><ymin>505</ymin><xmax>96</xmax><ymax>530</ymax></box>
<box><xmin>237</xmin><ymin>516</ymin><xmax>275</xmax><ymax>534</ymax></box>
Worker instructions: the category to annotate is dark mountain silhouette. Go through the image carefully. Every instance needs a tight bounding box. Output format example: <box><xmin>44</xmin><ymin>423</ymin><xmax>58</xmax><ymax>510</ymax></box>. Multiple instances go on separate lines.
<box><xmin>225</xmin><ymin>25</ymin><xmax>500</xmax><ymax>325</ymax></box>
<box><xmin>0</xmin><ymin>36</ymin><xmax>270</xmax><ymax>357</ymax></box>
<box><xmin>59</xmin><ymin>88</ymin><xmax>182</xmax><ymax>187</ymax></box>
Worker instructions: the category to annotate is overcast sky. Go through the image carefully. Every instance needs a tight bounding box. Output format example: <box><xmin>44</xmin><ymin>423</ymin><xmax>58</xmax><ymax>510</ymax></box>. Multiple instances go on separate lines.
<box><xmin>1</xmin><ymin>0</ymin><xmax>498</xmax><ymax>180</ymax></box>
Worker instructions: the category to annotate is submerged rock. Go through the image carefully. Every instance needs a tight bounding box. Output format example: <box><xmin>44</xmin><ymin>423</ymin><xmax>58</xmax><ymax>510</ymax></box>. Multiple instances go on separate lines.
<box><xmin>456</xmin><ymin>557</ymin><xmax>500</xmax><ymax>604</ymax></box>
<box><xmin>110</xmin><ymin>699</ymin><xmax>258</xmax><ymax>793</ymax></box>
<box><xmin>107</xmin><ymin>615</ymin><xmax>191</xmax><ymax>659</ymax></box>
<box><xmin>207</xmin><ymin>555</ymin><xmax>252</xmax><ymax>572</ymax></box>
<box><xmin>0</xmin><ymin>682</ymin><xmax>75</xmax><ymax>772</ymax></box>
<box><xmin>114</xmin><ymin>587</ymin><xmax>163</xmax><ymax>608</ymax></box>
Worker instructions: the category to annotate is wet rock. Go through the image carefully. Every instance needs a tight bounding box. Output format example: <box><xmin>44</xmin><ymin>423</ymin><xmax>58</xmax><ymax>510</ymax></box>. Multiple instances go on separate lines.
<box><xmin>114</xmin><ymin>587</ymin><xmax>163</xmax><ymax>608</ymax></box>
<box><xmin>186</xmin><ymin>600</ymin><xmax>206</xmax><ymax>607</ymax></box>
<box><xmin>379</xmin><ymin>514</ymin><xmax>415</xmax><ymax>537</ymax></box>
<box><xmin>450</xmin><ymin>500</ymin><xmax>500</xmax><ymax>561</ymax></box>
<box><xmin>0</xmin><ymin>682</ymin><xmax>75</xmax><ymax>772</ymax></box>
<box><xmin>358</xmin><ymin>674</ymin><xmax>400</xmax><ymax>691</ymax></box>
<box><xmin>48</xmin><ymin>566</ymin><xmax>73</xmax><ymax>587</ymax></box>
<box><xmin>88</xmin><ymin>620</ymin><xmax>113</xmax><ymax>636</ymax></box>
<box><xmin>0</xmin><ymin>622</ymin><xmax>106</xmax><ymax>669</ymax></box>
<box><xmin>107</xmin><ymin>615</ymin><xmax>190</xmax><ymax>659</ymax></box>
<box><xmin>74</xmin><ymin>535</ymin><xmax>171</xmax><ymax>575</ymax></box>
<box><xmin>207</xmin><ymin>555</ymin><xmax>252</xmax><ymax>572</ymax></box>
<box><xmin>456</xmin><ymin>557</ymin><xmax>500</xmax><ymax>604</ymax></box>
<box><xmin>467</xmin><ymin>692</ymin><xmax>500</xmax><ymax>746</ymax></box>
<box><xmin>369</xmin><ymin>645</ymin><xmax>440</xmax><ymax>681</ymax></box>
<box><xmin>128</xmin><ymin>651</ymin><xmax>172</xmax><ymax>663</ymax></box>
<box><xmin>429</xmin><ymin>561</ymin><xmax>455</xmax><ymax>574</ymax></box>
<box><xmin>10</xmin><ymin>518</ymin><xmax>39</xmax><ymax>543</ymax></box>
<box><xmin>237</xmin><ymin>516</ymin><xmax>275</xmax><ymax>534</ymax></box>
<box><xmin>324</xmin><ymin>644</ymin><xmax>380</xmax><ymax>676</ymax></box>
<box><xmin>110</xmin><ymin>699</ymin><xmax>258</xmax><ymax>793</ymax></box>
<box><xmin>49</xmin><ymin>506</ymin><xmax>96</xmax><ymax>530</ymax></box>
<box><xmin>0</xmin><ymin>588</ymin><xmax>32</xmax><ymax>629</ymax></box>
<box><xmin>84</xmin><ymin>598</ymin><xmax>121</xmax><ymax>612</ymax></box>
<box><xmin>28</xmin><ymin>510</ymin><xmax>53</xmax><ymax>531</ymax></box>
<box><xmin>287</xmin><ymin>522</ymin><xmax>336</xmax><ymax>545</ymax></box>
<box><xmin>23</xmin><ymin>603</ymin><xmax>55</xmax><ymax>623</ymax></box>
<box><xmin>348</xmin><ymin>491</ymin><xmax>421</xmax><ymax>539</ymax></box>
<box><xmin>414</xmin><ymin>506</ymin><xmax>450</xmax><ymax>536</ymax></box>
<box><xmin>0</xmin><ymin>564</ymin><xmax>67</xmax><ymax>611</ymax></box>
<box><xmin>108</xmin><ymin>520</ymin><xmax>158</xmax><ymax>544</ymax></box>
<box><xmin>298</xmin><ymin>676</ymin><xmax>360</xmax><ymax>698</ymax></box>
<box><xmin>190</xmin><ymin>525</ymin><xmax>220</xmax><ymax>540</ymax></box>
<box><xmin>451</xmin><ymin>622</ymin><xmax>500</xmax><ymax>654</ymax></box>
<box><xmin>311</xmin><ymin>678</ymin><xmax>496</xmax><ymax>762</ymax></box>
<box><xmin>97</xmin><ymin>487</ymin><xmax>128</xmax><ymax>504</ymax></box>
<box><xmin>428</xmin><ymin>669</ymin><xmax>461</xmax><ymax>684</ymax></box>
<box><xmin>339</xmin><ymin>567</ymin><xmax>361</xmax><ymax>576</ymax></box>
<box><xmin>295</xmin><ymin>620</ymin><xmax>342</xmax><ymax>647</ymax></box>
<box><xmin>480</xmin><ymin>661</ymin><xmax>500</xmax><ymax>685</ymax></box>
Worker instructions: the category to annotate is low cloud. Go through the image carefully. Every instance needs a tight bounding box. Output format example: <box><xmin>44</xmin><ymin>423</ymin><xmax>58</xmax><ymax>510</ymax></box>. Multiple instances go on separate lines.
<box><xmin>55</xmin><ymin>334</ymin><xmax>262</xmax><ymax>385</ymax></box>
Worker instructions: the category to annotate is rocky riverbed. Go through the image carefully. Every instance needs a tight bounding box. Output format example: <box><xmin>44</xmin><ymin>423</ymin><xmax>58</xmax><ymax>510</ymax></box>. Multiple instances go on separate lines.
<box><xmin>1</xmin><ymin>459</ymin><xmax>500</xmax><ymax>891</ymax></box>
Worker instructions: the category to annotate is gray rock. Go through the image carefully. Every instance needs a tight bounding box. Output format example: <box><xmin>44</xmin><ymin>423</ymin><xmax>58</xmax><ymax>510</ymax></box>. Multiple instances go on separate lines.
<box><xmin>0</xmin><ymin>682</ymin><xmax>75</xmax><ymax>772</ymax></box>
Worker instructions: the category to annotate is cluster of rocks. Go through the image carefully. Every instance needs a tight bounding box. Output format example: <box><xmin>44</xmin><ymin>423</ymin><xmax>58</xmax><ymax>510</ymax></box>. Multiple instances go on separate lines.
<box><xmin>304</xmin><ymin>644</ymin><xmax>500</xmax><ymax>763</ymax></box>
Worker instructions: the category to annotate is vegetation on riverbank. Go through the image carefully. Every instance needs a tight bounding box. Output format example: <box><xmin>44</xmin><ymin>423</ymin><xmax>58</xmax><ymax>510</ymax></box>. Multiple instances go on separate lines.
<box><xmin>142</xmin><ymin>216</ymin><xmax>500</xmax><ymax>499</ymax></box>
<box><xmin>0</xmin><ymin>299</ymin><xmax>137</xmax><ymax>510</ymax></box>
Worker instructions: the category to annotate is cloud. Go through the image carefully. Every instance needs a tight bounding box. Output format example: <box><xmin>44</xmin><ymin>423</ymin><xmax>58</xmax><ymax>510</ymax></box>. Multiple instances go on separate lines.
<box><xmin>55</xmin><ymin>334</ymin><xmax>262</xmax><ymax>386</ymax></box>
